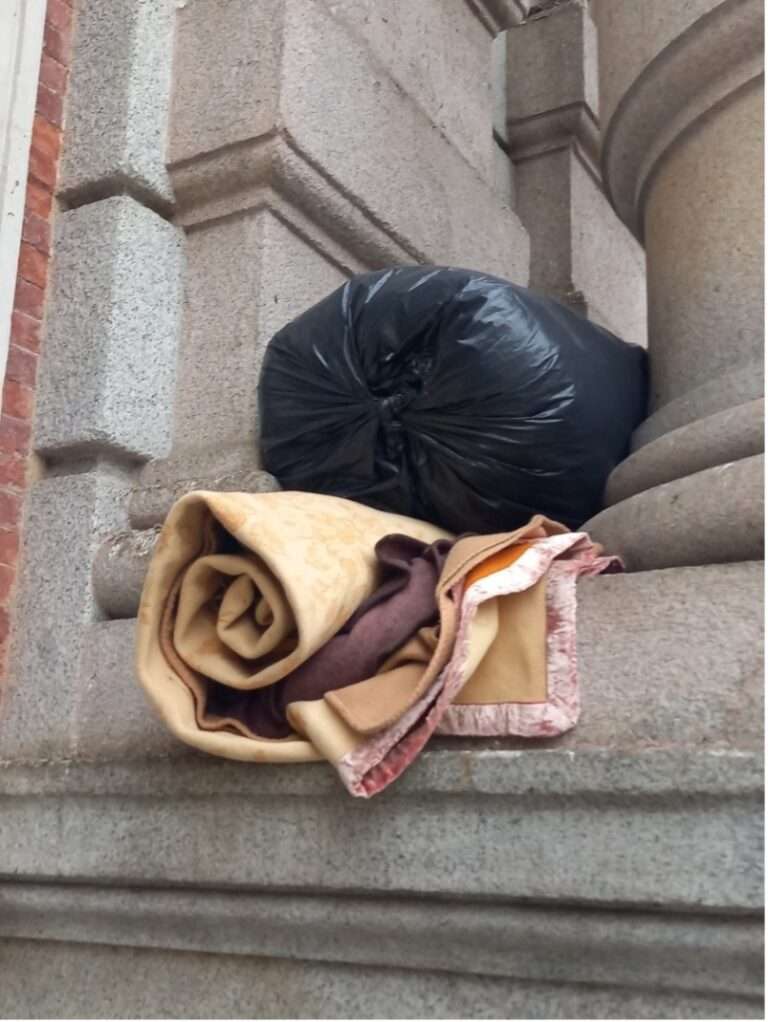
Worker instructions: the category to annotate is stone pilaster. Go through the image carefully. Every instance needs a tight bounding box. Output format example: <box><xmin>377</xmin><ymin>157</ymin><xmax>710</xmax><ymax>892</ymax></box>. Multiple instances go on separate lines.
<box><xmin>503</xmin><ymin>1</ymin><xmax>647</xmax><ymax>346</ymax></box>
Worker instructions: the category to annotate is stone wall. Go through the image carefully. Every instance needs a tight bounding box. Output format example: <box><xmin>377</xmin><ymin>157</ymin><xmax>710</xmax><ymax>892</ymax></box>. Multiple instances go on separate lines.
<box><xmin>0</xmin><ymin>1</ymin><xmax>762</xmax><ymax>1018</ymax></box>
<box><xmin>0</xmin><ymin>0</ymin><xmax>73</xmax><ymax>678</ymax></box>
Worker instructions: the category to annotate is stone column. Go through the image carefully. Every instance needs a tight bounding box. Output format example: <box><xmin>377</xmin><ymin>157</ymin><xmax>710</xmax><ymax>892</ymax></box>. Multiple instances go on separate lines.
<box><xmin>586</xmin><ymin>0</ymin><xmax>764</xmax><ymax>570</ymax></box>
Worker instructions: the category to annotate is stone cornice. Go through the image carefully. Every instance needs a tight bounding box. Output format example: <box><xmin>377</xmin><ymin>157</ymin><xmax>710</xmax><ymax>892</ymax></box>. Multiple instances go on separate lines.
<box><xmin>506</xmin><ymin>102</ymin><xmax>600</xmax><ymax>170</ymax></box>
<box><xmin>464</xmin><ymin>0</ymin><xmax>530</xmax><ymax>33</ymax></box>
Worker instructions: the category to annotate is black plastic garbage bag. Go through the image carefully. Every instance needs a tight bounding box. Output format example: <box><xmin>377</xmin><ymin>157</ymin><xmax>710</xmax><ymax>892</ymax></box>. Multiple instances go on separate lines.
<box><xmin>258</xmin><ymin>266</ymin><xmax>647</xmax><ymax>533</ymax></box>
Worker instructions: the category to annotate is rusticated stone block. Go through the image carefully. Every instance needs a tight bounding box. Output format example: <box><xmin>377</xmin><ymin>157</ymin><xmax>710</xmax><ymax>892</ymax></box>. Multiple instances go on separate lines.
<box><xmin>58</xmin><ymin>0</ymin><xmax>175</xmax><ymax>208</ymax></box>
<box><xmin>78</xmin><ymin>620</ymin><xmax>184</xmax><ymax>761</ymax></box>
<box><xmin>0</xmin><ymin>467</ymin><xmax>131</xmax><ymax>761</ymax></box>
<box><xmin>278</xmin><ymin>0</ymin><xmax>527</xmax><ymax>277</ymax></box>
<box><xmin>514</xmin><ymin>147</ymin><xmax>647</xmax><ymax>344</ymax></box>
<box><xmin>35</xmin><ymin>197</ymin><xmax>183</xmax><ymax>462</ymax></box>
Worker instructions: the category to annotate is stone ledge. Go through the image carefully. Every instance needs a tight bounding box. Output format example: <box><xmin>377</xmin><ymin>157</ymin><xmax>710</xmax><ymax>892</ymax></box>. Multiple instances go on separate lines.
<box><xmin>2</xmin><ymin>936</ymin><xmax>760</xmax><ymax>1020</ymax></box>
<box><xmin>0</xmin><ymin>744</ymin><xmax>760</xmax><ymax>801</ymax></box>
<box><xmin>0</xmin><ymin>881</ymin><xmax>761</xmax><ymax>998</ymax></box>
<box><xmin>0</xmin><ymin>744</ymin><xmax>761</xmax><ymax>912</ymax></box>
<box><xmin>2</xmin><ymin>558</ymin><xmax>761</xmax><ymax>911</ymax></box>
<box><xmin>6</xmin><ymin>552</ymin><xmax>762</xmax><ymax>773</ymax></box>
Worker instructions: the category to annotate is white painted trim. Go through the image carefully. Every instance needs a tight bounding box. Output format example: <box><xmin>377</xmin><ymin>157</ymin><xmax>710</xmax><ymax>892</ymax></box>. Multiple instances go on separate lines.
<box><xmin>0</xmin><ymin>0</ymin><xmax>47</xmax><ymax>384</ymax></box>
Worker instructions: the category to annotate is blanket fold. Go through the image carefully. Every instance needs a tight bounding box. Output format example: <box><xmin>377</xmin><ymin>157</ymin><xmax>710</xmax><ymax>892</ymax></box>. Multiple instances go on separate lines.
<box><xmin>206</xmin><ymin>534</ymin><xmax>454</xmax><ymax>739</ymax></box>
<box><xmin>137</xmin><ymin>490</ymin><xmax>450</xmax><ymax>762</ymax></box>
<box><xmin>336</xmin><ymin>532</ymin><xmax>620</xmax><ymax>796</ymax></box>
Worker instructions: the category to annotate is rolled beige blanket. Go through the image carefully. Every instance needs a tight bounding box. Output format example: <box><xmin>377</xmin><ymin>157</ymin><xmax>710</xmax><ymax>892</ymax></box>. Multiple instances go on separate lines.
<box><xmin>136</xmin><ymin>490</ymin><xmax>617</xmax><ymax>796</ymax></box>
<box><xmin>135</xmin><ymin>490</ymin><xmax>450</xmax><ymax>763</ymax></box>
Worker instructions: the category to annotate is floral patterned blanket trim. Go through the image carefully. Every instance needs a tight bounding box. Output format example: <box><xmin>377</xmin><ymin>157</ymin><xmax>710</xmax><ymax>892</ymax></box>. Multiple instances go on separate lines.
<box><xmin>337</xmin><ymin>533</ymin><xmax>622</xmax><ymax>797</ymax></box>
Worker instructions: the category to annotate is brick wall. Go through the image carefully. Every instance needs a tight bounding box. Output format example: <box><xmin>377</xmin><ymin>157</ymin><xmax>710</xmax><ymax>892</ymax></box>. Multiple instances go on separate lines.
<box><xmin>0</xmin><ymin>0</ymin><xmax>73</xmax><ymax>671</ymax></box>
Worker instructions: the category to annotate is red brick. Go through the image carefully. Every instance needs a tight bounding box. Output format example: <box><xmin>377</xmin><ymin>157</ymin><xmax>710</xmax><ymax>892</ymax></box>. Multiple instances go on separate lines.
<box><xmin>0</xmin><ymin>491</ymin><xmax>21</xmax><ymax>530</ymax></box>
<box><xmin>0</xmin><ymin>529</ymin><xmax>20</xmax><ymax>566</ymax></box>
<box><xmin>31</xmin><ymin>112</ymin><xmax>61</xmax><ymax>157</ymax></box>
<box><xmin>22</xmin><ymin>212</ymin><xmax>51</xmax><ymax>255</ymax></box>
<box><xmin>0</xmin><ymin>416</ymin><xmax>31</xmax><ymax>457</ymax></box>
<box><xmin>0</xmin><ymin>606</ymin><xmax>10</xmax><ymax>646</ymax></box>
<box><xmin>14</xmin><ymin>278</ymin><xmax>45</xmax><ymax>320</ymax></box>
<box><xmin>10</xmin><ymin>311</ymin><xmax>42</xmax><ymax>354</ymax></box>
<box><xmin>0</xmin><ymin>564</ymin><xmax>15</xmax><ymax>603</ymax></box>
<box><xmin>0</xmin><ymin>453</ymin><xmax>27</xmax><ymax>490</ymax></box>
<box><xmin>0</xmin><ymin>414</ymin><xmax>32</xmax><ymax>456</ymax></box>
<box><xmin>45</xmin><ymin>0</ymin><xmax>72</xmax><ymax>33</ymax></box>
<box><xmin>2</xmin><ymin>381</ymin><xmax>35</xmax><ymax>422</ymax></box>
<box><xmin>28</xmin><ymin>149</ymin><xmax>57</xmax><ymax>191</ymax></box>
<box><xmin>5</xmin><ymin>345</ymin><xmax>38</xmax><ymax>388</ymax></box>
<box><xmin>18</xmin><ymin>242</ymin><xmax>48</xmax><ymax>290</ymax></box>
<box><xmin>39</xmin><ymin>53</ymin><xmax>68</xmax><ymax>94</ymax></box>
<box><xmin>43</xmin><ymin>18</ymin><xmax>72</xmax><ymax>65</ymax></box>
<box><xmin>36</xmin><ymin>82</ymin><xmax>64</xmax><ymax>129</ymax></box>
<box><xmin>25</xmin><ymin>178</ymin><xmax>53</xmax><ymax>220</ymax></box>
<box><xmin>28</xmin><ymin>115</ymin><xmax>61</xmax><ymax>189</ymax></box>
